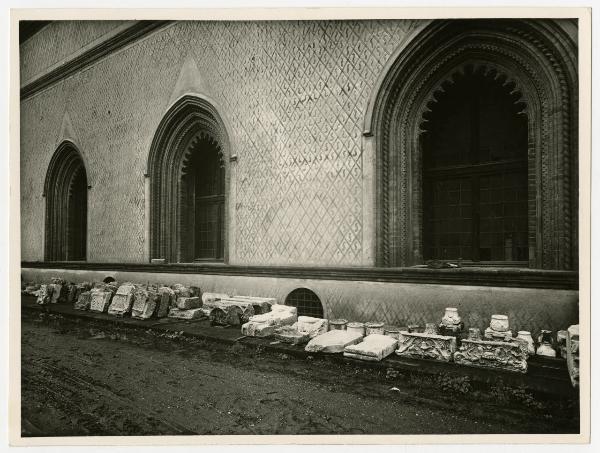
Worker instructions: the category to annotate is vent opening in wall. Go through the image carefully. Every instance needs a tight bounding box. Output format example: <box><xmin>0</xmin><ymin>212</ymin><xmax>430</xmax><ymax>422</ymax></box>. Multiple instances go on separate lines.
<box><xmin>285</xmin><ymin>288</ymin><xmax>324</xmax><ymax>318</ymax></box>
<box><xmin>103</xmin><ymin>276</ymin><xmax>116</xmax><ymax>283</ymax></box>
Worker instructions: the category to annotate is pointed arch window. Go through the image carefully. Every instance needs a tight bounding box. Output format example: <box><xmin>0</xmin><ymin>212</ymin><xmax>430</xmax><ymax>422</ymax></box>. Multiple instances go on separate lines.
<box><xmin>44</xmin><ymin>142</ymin><xmax>88</xmax><ymax>261</ymax></box>
<box><xmin>148</xmin><ymin>95</ymin><xmax>230</xmax><ymax>263</ymax></box>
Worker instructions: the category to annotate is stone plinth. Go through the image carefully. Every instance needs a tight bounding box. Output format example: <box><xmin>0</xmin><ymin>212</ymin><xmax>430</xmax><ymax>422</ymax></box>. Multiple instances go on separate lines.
<box><xmin>108</xmin><ymin>284</ymin><xmax>136</xmax><ymax>316</ymax></box>
<box><xmin>167</xmin><ymin>307</ymin><xmax>206</xmax><ymax>320</ymax></box>
<box><xmin>396</xmin><ymin>331</ymin><xmax>456</xmax><ymax>362</ymax></box>
<box><xmin>566</xmin><ymin>324</ymin><xmax>579</xmax><ymax>387</ymax></box>
<box><xmin>344</xmin><ymin>334</ymin><xmax>398</xmax><ymax>361</ymax></box>
<box><xmin>305</xmin><ymin>330</ymin><xmax>363</xmax><ymax>353</ymax></box>
<box><xmin>484</xmin><ymin>327</ymin><xmax>513</xmax><ymax>342</ymax></box>
<box><xmin>454</xmin><ymin>338</ymin><xmax>528</xmax><ymax>373</ymax></box>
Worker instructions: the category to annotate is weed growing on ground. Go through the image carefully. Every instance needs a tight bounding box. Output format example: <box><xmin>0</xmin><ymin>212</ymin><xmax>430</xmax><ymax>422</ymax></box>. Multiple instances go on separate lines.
<box><xmin>489</xmin><ymin>380</ymin><xmax>544</xmax><ymax>410</ymax></box>
<box><xmin>229</xmin><ymin>342</ymin><xmax>246</xmax><ymax>355</ymax></box>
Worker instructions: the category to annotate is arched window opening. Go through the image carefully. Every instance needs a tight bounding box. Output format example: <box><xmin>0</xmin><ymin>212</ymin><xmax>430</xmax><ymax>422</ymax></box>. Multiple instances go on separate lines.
<box><xmin>147</xmin><ymin>95</ymin><xmax>230</xmax><ymax>263</ymax></box>
<box><xmin>181</xmin><ymin>133</ymin><xmax>225</xmax><ymax>262</ymax></box>
<box><xmin>421</xmin><ymin>66</ymin><xmax>528</xmax><ymax>263</ymax></box>
<box><xmin>44</xmin><ymin>142</ymin><xmax>88</xmax><ymax>261</ymax></box>
<box><xmin>285</xmin><ymin>288</ymin><xmax>324</xmax><ymax>318</ymax></box>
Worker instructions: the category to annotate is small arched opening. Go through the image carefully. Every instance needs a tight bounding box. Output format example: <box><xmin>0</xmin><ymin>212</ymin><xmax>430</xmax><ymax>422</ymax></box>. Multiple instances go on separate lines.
<box><xmin>285</xmin><ymin>288</ymin><xmax>324</xmax><ymax>318</ymax></box>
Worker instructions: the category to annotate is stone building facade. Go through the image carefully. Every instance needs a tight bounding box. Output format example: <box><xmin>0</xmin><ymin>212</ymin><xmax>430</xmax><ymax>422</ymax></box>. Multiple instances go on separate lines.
<box><xmin>20</xmin><ymin>19</ymin><xmax>579</xmax><ymax>334</ymax></box>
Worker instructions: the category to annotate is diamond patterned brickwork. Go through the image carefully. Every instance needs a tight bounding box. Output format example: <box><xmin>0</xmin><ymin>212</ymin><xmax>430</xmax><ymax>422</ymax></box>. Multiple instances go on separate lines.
<box><xmin>20</xmin><ymin>20</ymin><xmax>420</xmax><ymax>264</ymax></box>
<box><xmin>20</xmin><ymin>21</ymin><xmax>132</xmax><ymax>84</ymax></box>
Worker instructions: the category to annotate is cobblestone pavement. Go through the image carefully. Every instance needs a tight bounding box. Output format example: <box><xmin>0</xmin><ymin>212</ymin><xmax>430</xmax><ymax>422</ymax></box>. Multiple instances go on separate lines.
<box><xmin>21</xmin><ymin>311</ymin><xmax>579</xmax><ymax>436</ymax></box>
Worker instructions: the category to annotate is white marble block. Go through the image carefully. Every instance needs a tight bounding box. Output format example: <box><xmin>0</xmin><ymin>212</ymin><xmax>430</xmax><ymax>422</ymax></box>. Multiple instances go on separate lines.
<box><xmin>108</xmin><ymin>284</ymin><xmax>136</xmax><ymax>316</ymax></box>
<box><xmin>176</xmin><ymin>296</ymin><xmax>202</xmax><ymax>310</ymax></box>
<box><xmin>344</xmin><ymin>334</ymin><xmax>399</xmax><ymax>361</ymax></box>
<box><xmin>249</xmin><ymin>304</ymin><xmax>297</xmax><ymax>326</ymax></box>
<box><xmin>305</xmin><ymin>330</ymin><xmax>364</xmax><ymax>353</ymax></box>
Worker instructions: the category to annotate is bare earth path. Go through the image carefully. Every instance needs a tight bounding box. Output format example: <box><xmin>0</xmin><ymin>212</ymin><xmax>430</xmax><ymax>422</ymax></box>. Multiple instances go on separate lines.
<box><xmin>21</xmin><ymin>312</ymin><xmax>579</xmax><ymax>436</ymax></box>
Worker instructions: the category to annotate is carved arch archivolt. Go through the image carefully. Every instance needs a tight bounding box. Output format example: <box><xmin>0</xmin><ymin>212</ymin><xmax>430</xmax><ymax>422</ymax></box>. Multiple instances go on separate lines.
<box><xmin>367</xmin><ymin>19</ymin><xmax>577</xmax><ymax>270</ymax></box>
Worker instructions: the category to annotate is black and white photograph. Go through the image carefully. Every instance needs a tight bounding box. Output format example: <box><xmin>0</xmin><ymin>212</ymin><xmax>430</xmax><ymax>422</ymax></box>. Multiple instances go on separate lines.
<box><xmin>6</xmin><ymin>3</ymin><xmax>592</xmax><ymax>446</ymax></box>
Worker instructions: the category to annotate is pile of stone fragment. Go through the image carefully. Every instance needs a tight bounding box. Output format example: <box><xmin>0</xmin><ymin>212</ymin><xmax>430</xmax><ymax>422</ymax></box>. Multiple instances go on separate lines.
<box><xmin>23</xmin><ymin>278</ymin><xmax>274</xmax><ymax>325</ymax></box>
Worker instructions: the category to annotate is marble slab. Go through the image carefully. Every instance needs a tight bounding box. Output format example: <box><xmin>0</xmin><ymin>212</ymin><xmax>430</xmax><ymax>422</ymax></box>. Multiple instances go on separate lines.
<box><xmin>305</xmin><ymin>330</ymin><xmax>364</xmax><ymax>353</ymax></box>
<box><xmin>344</xmin><ymin>334</ymin><xmax>398</xmax><ymax>361</ymax></box>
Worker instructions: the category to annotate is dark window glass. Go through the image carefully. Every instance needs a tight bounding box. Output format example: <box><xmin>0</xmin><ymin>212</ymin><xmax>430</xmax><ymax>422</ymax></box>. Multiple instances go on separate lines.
<box><xmin>285</xmin><ymin>288</ymin><xmax>324</xmax><ymax>318</ymax></box>
<box><xmin>181</xmin><ymin>134</ymin><xmax>225</xmax><ymax>261</ymax></box>
<box><xmin>422</xmin><ymin>68</ymin><xmax>528</xmax><ymax>263</ymax></box>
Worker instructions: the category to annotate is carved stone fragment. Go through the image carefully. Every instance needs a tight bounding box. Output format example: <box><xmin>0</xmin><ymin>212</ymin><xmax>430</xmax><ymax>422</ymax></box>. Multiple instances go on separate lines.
<box><xmin>36</xmin><ymin>284</ymin><xmax>54</xmax><ymax>305</ymax></box>
<box><xmin>453</xmin><ymin>338</ymin><xmax>528</xmax><ymax>373</ymax></box>
<box><xmin>157</xmin><ymin>287</ymin><xmax>175</xmax><ymax>317</ymax></box>
<box><xmin>395</xmin><ymin>331</ymin><xmax>456</xmax><ymax>362</ymax></box>
<box><xmin>210</xmin><ymin>305</ymin><xmax>244</xmax><ymax>326</ymax></box>
<box><xmin>89</xmin><ymin>290</ymin><xmax>114</xmax><ymax>313</ymax></box>
<box><xmin>108</xmin><ymin>284</ymin><xmax>137</xmax><ymax>316</ymax></box>
<box><xmin>74</xmin><ymin>291</ymin><xmax>92</xmax><ymax>310</ymax></box>
<box><xmin>566</xmin><ymin>324</ymin><xmax>579</xmax><ymax>387</ymax></box>
<box><xmin>274</xmin><ymin>325</ymin><xmax>310</xmax><ymax>344</ymax></box>
<box><xmin>131</xmin><ymin>287</ymin><xmax>159</xmax><ymax>319</ymax></box>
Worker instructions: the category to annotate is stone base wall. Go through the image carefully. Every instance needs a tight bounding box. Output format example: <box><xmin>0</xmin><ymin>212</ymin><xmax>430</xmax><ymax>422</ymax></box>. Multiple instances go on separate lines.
<box><xmin>21</xmin><ymin>267</ymin><xmax>578</xmax><ymax>335</ymax></box>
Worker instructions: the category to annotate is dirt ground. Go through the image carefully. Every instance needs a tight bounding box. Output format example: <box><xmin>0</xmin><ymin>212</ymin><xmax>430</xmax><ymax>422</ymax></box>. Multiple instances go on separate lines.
<box><xmin>20</xmin><ymin>311</ymin><xmax>580</xmax><ymax>436</ymax></box>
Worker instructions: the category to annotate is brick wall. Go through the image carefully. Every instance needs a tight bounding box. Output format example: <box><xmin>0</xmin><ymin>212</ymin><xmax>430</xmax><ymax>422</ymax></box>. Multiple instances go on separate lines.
<box><xmin>20</xmin><ymin>20</ymin><xmax>421</xmax><ymax>264</ymax></box>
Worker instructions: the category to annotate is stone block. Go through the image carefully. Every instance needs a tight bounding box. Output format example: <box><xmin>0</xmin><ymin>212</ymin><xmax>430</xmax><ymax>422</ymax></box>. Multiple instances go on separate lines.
<box><xmin>204</xmin><ymin>298</ymin><xmax>255</xmax><ymax>323</ymax></box>
<box><xmin>108</xmin><ymin>284</ymin><xmax>137</xmax><ymax>316</ymax></box>
<box><xmin>297</xmin><ymin>316</ymin><xmax>328</xmax><ymax>338</ymax></box>
<box><xmin>274</xmin><ymin>324</ymin><xmax>310</xmax><ymax>344</ymax></box>
<box><xmin>176</xmin><ymin>296</ymin><xmax>202</xmax><ymax>310</ymax></box>
<box><xmin>36</xmin><ymin>284</ymin><xmax>54</xmax><ymax>305</ymax></box>
<box><xmin>89</xmin><ymin>290</ymin><xmax>113</xmax><ymax>313</ymax></box>
<box><xmin>74</xmin><ymin>291</ymin><xmax>92</xmax><ymax>310</ymax></box>
<box><xmin>227</xmin><ymin>296</ymin><xmax>275</xmax><ymax>314</ymax></box>
<box><xmin>157</xmin><ymin>286</ymin><xmax>175</xmax><ymax>317</ymax></box>
<box><xmin>167</xmin><ymin>307</ymin><xmax>206</xmax><ymax>320</ymax></box>
<box><xmin>241</xmin><ymin>321</ymin><xmax>275</xmax><ymax>337</ymax></box>
<box><xmin>210</xmin><ymin>305</ymin><xmax>244</xmax><ymax>327</ymax></box>
<box><xmin>171</xmin><ymin>284</ymin><xmax>201</xmax><ymax>298</ymax></box>
<box><xmin>396</xmin><ymin>331</ymin><xmax>457</xmax><ymax>362</ymax></box>
<box><xmin>249</xmin><ymin>304</ymin><xmax>297</xmax><ymax>326</ymax></box>
<box><xmin>454</xmin><ymin>338</ymin><xmax>528</xmax><ymax>373</ymax></box>
<box><xmin>344</xmin><ymin>334</ymin><xmax>398</xmax><ymax>361</ymax></box>
<box><xmin>566</xmin><ymin>324</ymin><xmax>579</xmax><ymax>387</ymax></box>
<box><xmin>131</xmin><ymin>287</ymin><xmax>158</xmax><ymax>320</ymax></box>
<box><xmin>304</xmin><ymin>330</ymin><xmax>364</xmax><ymax>353</ymax></box>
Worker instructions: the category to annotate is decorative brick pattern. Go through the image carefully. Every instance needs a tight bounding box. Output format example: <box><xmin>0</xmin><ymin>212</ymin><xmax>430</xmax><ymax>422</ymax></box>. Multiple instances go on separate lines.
<box><xmin>20</xmin><ymin>21</ymin><xmax>132</xmax><ymax>84</ymax></box>
<box><xmin>21</xmin><ymin>20</ymin><xmax>419</xmax><ymax>264</ymax></box>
